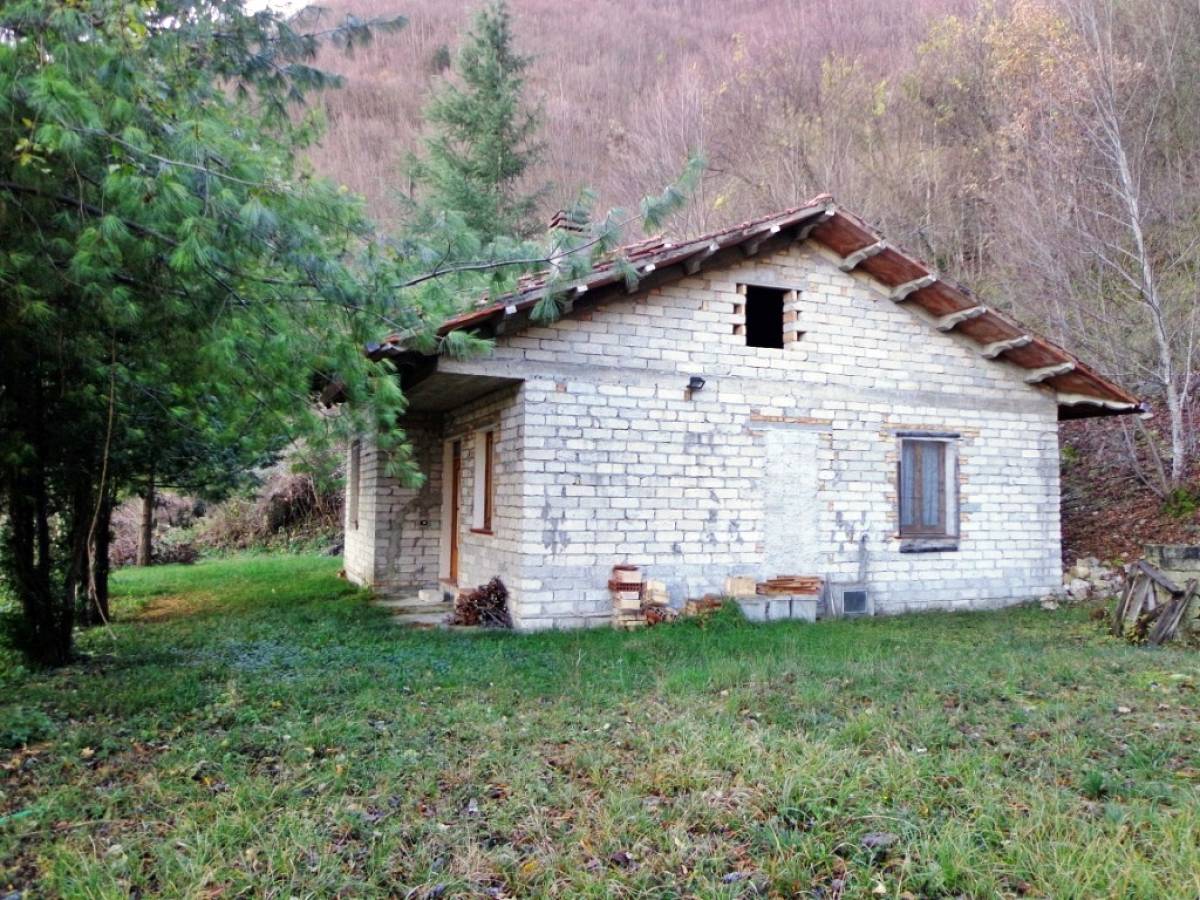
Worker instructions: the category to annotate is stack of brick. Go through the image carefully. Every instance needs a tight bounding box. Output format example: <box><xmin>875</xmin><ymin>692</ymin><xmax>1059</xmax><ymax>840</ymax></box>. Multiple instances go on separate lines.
<box><xmin>610</xmin><ymin>564</ymin><xmax>645</xmax><ymax>629</ymax></box>
<box><xmin>642</xmin><ymin>579</ymin><xmax>672</xmax><ymax>624</ymax></box>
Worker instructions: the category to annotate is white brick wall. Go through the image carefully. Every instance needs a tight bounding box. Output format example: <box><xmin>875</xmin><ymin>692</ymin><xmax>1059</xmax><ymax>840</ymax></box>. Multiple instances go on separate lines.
<box><xmin>349</xmin><ymin>242</ymin><xmax>1062</xmax><ymax>629</ymax></box>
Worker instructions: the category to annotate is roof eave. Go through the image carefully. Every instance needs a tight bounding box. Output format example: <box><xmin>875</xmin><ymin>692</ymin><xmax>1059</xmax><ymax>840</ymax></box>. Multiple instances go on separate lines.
<box><xmin>370</xmin><ymin>196</ymin><xmax>1141</xmax><ymax>418</ymax></box>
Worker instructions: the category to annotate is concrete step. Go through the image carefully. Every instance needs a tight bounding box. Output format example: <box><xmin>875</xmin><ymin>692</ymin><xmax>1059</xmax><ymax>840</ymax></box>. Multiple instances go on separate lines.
<box><xmin>388</xmin><ymin>611</ymin><xmax>450</xmax><ymax>627</ymax></box>
<box><xmin>372</xmin><ymin>595</ymin><xmax>449</xmax><ymax>611</ymax></box>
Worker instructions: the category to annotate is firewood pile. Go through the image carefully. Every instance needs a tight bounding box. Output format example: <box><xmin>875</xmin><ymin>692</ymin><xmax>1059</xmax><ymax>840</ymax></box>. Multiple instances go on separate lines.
<box><xmin>449</xmin><ymin>577</ymin><xmax>512</xmax><ymax>629</ymax></box>
<box><xmin>1111</xmin><ymin>561</ymin><xmax>1198</xmax><ymax>646</ymax></box>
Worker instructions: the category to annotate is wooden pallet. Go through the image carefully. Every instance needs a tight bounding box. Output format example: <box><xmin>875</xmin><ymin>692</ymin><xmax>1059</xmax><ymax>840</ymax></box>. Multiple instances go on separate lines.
<box><xmin>1111</xmin><ymin>560</ymin><xmax>1197</xmax><ymax>645</ymax></box>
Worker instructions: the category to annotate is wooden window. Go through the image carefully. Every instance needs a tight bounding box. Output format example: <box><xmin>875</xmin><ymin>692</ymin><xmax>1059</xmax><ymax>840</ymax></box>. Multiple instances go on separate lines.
<box><xmin>898</xmin><ymin>439</ymin><xmax>952</xmax><ymax>538</ymax></box>
<box><xmin>471</xmin><ymin>429</ymin><xmax>495</xmax><ymax>534</ymax></box>
<box><xmin>347</xmin><ymin>440</ymin><xmax>361</xmax><ymax>530</ymax></box>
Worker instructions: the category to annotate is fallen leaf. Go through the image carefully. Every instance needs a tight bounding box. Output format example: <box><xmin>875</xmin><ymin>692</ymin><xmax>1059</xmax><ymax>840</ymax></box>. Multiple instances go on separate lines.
<box><xmin>520</xmin><ymin>859</ymin><xmax>541</xmax><ymax>877</ymax></box>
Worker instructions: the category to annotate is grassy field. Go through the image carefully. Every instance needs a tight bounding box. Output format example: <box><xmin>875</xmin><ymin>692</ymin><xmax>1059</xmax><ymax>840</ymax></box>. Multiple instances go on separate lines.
<box><xmin>1</xmin><ymin>556</ymin><xmax>1197</xmax><ymax>898</ymax></box>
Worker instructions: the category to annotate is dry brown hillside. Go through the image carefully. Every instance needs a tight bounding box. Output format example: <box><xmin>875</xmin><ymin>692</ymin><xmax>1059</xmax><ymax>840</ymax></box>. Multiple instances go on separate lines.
<box><xmin>308</xmin><ymin>0</ymin><xmax>970</xmax><ymax>235</ymax></box>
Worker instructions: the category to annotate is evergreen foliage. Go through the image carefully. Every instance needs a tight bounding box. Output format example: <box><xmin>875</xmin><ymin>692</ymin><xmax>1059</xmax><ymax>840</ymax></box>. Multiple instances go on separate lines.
<box><xmin>0</xmin><ymin>0</ymin><xmax>698</xmax><ymax>665</ymax></box>
<box><xmin>406</xmin><ymin>0</ymin><xmax>547</xmax><ymax>240</ymax></box>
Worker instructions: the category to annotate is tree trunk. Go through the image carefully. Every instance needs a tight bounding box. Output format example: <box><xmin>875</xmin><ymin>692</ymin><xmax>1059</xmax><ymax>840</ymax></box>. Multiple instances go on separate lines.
<box><xmin>82</xmin><ymin>492</ymin><xmax>113</xmax><ymax>627</ymax></box>
<box><xmin>138</xmin><ymin>475</ymin><xmax>155</xmax><ymax>567</ymax></box>
<box><xmin>4</xmin><ymin>468</ymin><xmax>74</xmax><ymax>667</ymax></box>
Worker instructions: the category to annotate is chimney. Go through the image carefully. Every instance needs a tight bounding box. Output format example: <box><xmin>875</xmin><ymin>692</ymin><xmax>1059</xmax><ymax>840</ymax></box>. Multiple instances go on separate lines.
<box><xmin>548</xmin><ymin>209</ymin><xmax>587</xmax><ymax>234</ymax></box>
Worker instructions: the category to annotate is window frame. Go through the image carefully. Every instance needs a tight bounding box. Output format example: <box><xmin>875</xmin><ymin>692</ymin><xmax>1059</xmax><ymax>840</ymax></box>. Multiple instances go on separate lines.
<box><xmin>347</xmin><ymin>439</ymin><xmax>361</xmax><ymax>530</ymax></box>
<box><xmin>896</xmin><ymin>434</ymin><xmax>959</xmax><ymax>549</ymax></box>
<box><xmin>471</xmin><ymin>429</ymin><xmax>496</xmax><ymax>535</ymax></box>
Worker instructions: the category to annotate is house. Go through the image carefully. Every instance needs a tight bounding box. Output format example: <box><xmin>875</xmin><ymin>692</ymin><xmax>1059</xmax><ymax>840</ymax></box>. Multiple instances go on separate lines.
<box><xmin>343</xmin><ymin>195</ymin><xmax>1140</xmax><ymax>629</ymax></box>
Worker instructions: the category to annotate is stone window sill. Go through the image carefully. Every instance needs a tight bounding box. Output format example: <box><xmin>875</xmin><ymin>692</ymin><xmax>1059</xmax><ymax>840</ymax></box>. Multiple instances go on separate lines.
<box><xmin>898</xmin><ymin>536</ymin><xmax>959</xmax><ymax>553</ymax></box>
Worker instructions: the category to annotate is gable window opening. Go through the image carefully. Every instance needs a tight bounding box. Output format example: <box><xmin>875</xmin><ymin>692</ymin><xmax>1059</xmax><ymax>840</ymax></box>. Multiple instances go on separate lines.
<box><xmin>898</xmin><ymin>436</ymin><xmax>959</xmax><ymax>551</ymax></box>
<box><xmin>742</xmin><ymin>285</ymin><xmax>786</xmax><ymax>349</ymax></box>
<box><xmin>348</xmin><ymin>440</ymin><xmax>361</xmax><ymax>530</ymax></box>
<box><xmin>472</xmin><ymin>429</ymin><xmax>495</xmax><ymax>534</ymax></box>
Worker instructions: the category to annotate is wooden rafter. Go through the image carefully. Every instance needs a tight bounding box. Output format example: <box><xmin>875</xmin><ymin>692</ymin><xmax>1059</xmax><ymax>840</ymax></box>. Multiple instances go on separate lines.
<box><xmin>795</xmin><ymin>207</ymin><xmax>834</xmax><ymax>241</ymax></box>
<box><xmin>683</xmin><ymin>241</ymin><xmax>720</xmax><ymax>275</ymax></box>
<box><xmin>742</xmin><ymin>223</ymin><xmax>781</xmax><ymax>257</ymax></box>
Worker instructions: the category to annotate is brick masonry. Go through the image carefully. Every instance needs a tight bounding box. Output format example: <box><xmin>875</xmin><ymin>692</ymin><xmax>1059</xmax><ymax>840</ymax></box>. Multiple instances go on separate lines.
<box><xmin>344</xmin><ymin>242</ymin><xmax>1062</xmax><ymax>629</ymax></box>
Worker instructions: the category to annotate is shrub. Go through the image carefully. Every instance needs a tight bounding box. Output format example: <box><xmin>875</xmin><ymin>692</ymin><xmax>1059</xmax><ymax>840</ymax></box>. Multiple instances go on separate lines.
<box><xmin>0</xmin><ymin>705</ymin><xmax>52</xmax><ymax>750</ymax></box>
<box><xmin>155</xmin><ymin>537</ymin><xmax>199</xmax><ymax>565</ymax></box>
<box><xmin>1162</xmin><ymin>486</ymin><xmax>1199</xmax><ymax>520</ymax></box>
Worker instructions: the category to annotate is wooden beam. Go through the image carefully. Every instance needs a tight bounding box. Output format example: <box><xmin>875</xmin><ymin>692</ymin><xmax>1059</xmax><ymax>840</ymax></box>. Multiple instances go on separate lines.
<box><xmin>1024</xmin><ymin>361</ymin><xmax>1075</xmax><ymax>384</ymax></box>
<box><xmin>889</xmin><ymin>274</ymin><xmax>937</xmax><ymax>301</ymax></box>
<box><xmin>980</xmin><ymin>334</ymin><xmax>1031</xmax><ymax>358</ymax></box>
<box><xmin>795</xmin><ymin>206</ymin><xmax>835</xmax><ymax>241</ymax></box>
<box><xmin>838</xmin><ymin>240</ymin><xmax>887</xmax><ymax>272</ymax></box>
<box><xmin>493</xmin><ymin>304</ymin><xmax>520</xmax><ymax>335</ymax></box>
<box><xmin>935</xmin><ymin>305</ymin><xmax>986</xmax><ymax>332</ymax></box>
<box><xmin>684</xmin><ymin>241</ymin><xmax>720</xmax><ymax>275</ymax></box>
<box><xmin>742</xmin><ymin>223</ymin><xmax>781</xmax><ymax>258</ymax></box>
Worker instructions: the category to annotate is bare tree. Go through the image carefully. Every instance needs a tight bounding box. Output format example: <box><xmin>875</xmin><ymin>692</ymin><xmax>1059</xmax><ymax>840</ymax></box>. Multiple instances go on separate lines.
<box><xmin>1058</xmin><ymin>0</ymin><xmax>1198</xmax><ymax>490</ymax></box>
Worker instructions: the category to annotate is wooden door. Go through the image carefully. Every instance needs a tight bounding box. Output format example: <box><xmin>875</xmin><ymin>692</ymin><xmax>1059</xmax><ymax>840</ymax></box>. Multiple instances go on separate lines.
<box><xmin>449</xmin><ymin>440</ymin><xmax>461</xmax><ymax>584</ymax></box>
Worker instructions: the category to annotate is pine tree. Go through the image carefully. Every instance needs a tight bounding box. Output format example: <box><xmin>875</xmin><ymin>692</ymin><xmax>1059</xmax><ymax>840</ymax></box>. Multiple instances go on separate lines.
<box><xmin>0</xmin><ymin>0</ymin><xmax>697</xmax><ymax>666</ymax></box>
<box><xmin>407</xmin><ymin>0</ymin><xmax>547</xmax><ymax>241</ymax></box>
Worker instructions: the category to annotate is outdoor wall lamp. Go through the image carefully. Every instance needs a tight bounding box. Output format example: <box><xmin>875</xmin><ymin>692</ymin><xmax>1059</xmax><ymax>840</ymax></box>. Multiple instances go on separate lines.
<box><xmin>687</xmin><ymin>375</ymin><xmax>706</xmax><ymax>392</ymax></box>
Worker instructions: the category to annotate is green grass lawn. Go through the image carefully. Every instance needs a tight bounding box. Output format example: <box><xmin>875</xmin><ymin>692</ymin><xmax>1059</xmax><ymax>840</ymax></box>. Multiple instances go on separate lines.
<box><xmin>1</xmin><ymin>556</ymin><xmax>1198</xmax><ymax>898</ymax></box>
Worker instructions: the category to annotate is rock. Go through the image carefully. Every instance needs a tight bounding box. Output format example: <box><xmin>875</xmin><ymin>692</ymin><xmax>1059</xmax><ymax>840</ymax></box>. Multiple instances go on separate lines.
<box><xmin>1072</xmin><ymin>564</ymin><xmax>1091</xmax><ymax>580</ymax></box>
<box><xmin>1040</xmin><ymin>597</ymin><xmax>1059</xmax><ymax>611</ymax></box>
<box><xmin>1067</xmin><ymin>578</ymin><xmax>1091</xmax><ymax>600</ymax></box>
<box><xmin>861</xmin><ymin>831</ymin><xmax>899</xmax><ymax>852</ymax></box>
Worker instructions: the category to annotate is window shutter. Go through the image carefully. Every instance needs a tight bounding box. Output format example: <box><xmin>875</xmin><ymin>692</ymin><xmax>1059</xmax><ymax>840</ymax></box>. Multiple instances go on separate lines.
<box><xmin>898</xmin><ymin>437</ymin><xmax>956</xmax><ymax>540</ymax></box>
<box><xmin>900</xmin><ymin>440</ymin><xmax>918</xmax><ymax>528</ymax></box>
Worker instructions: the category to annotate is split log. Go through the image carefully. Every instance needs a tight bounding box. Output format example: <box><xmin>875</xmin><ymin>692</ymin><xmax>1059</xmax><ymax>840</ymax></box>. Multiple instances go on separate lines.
<box><xmin>1147</xmin><ymin>580</ymin><xmax>1197</xmax><ymax>646</ymax></box>
<box><xmin>1121</xmin><ymin>577</ymin><xmax>1154</xmax><ymax>637</ymax></box>
<box><xmin>1135</xmin><ymin>560</ymin><xmax>1183</xmax><ymax>595</ymax></box>
<box><xmin>1111</xmin><ymin>577</ymin><xmax>1135</xmax><ymax>638</ymax></box>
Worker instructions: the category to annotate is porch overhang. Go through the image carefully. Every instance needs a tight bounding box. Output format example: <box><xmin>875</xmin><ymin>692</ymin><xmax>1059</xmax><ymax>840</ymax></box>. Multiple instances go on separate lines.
<box><xmin>382</xmin><ymin>351</ymin><xmax>522</xmax><ymax>413</ymax></box>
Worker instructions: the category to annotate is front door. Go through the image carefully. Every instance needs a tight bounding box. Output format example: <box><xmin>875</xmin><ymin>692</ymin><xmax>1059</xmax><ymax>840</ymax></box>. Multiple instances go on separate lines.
<box><xmin>448</xmin><ymin>439</ymin><xmax>461</xmax><ymax>584</ymax></box>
